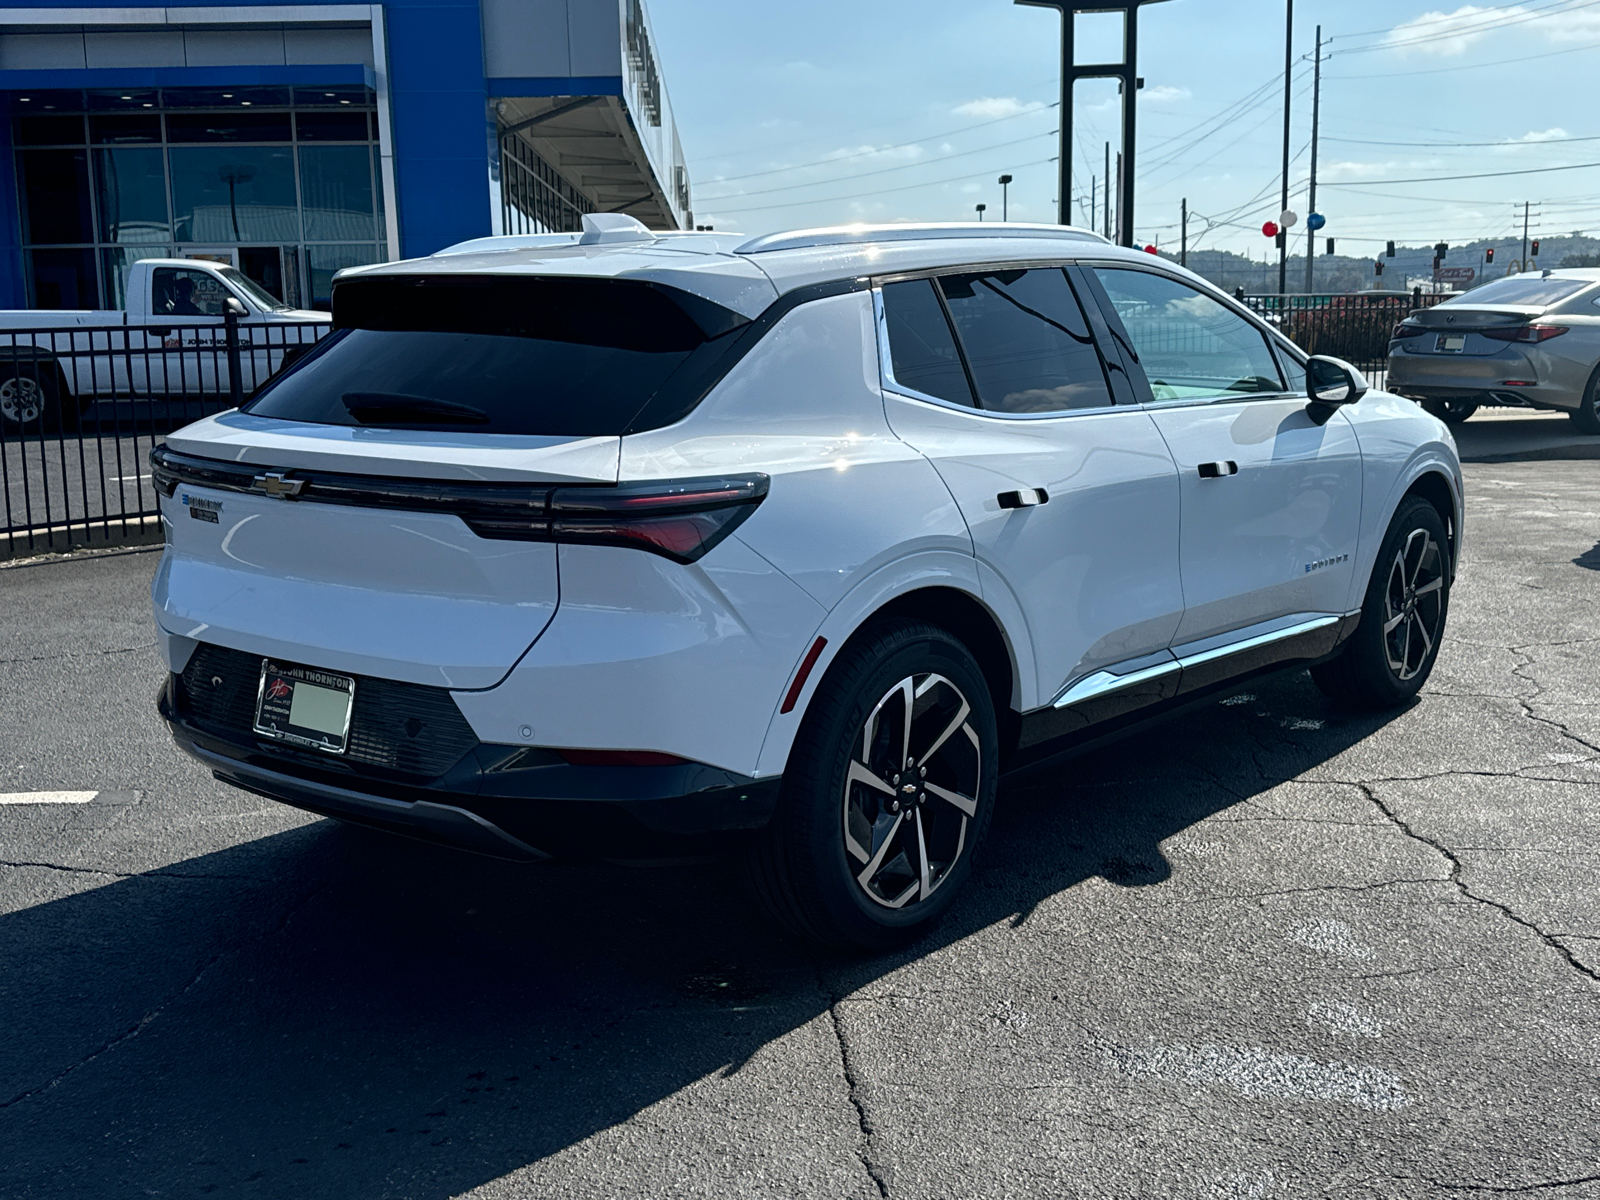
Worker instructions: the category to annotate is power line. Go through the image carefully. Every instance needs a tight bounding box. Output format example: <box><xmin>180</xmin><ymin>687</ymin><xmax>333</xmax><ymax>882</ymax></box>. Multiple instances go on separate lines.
<box><xmin>698</xmin><ymin>157</ymin><xmax>1056</xmax><ymax>215</ymax></box>
<box><xmin>1323</xmin><ymin>132</ymin><xmax>1600</xmax><ymax>150</ymax></box>
<box><xmin>1330</xmin><ymin>160</ymin><xmax>1600</xmax><ymax>187</ymax></box>
<box><xmin>1325</xmin><ymin>36</ymin><xmax>1600</xmax><ymax>79</ymax></box>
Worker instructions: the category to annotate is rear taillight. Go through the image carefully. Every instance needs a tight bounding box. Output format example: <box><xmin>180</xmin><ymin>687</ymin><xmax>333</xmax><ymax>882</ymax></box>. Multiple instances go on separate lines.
<box><xmin>1392</xmin><ymin>322</ymin><xmax>1427</xmax><ymax>339</ymax></box>
<box><xmin>1482</xmin><ymin>324</ymin><xmax>1569</xmax><ymax>343</ymax></box>
<box><xmin>464</xmin><ymin>474</ymin><xmax>769</xmax><ymax>563</ymax></box>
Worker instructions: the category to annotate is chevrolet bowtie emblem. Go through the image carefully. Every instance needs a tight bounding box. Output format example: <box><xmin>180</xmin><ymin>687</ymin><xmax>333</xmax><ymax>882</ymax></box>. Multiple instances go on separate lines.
<box><xmin>251</xmin><ymin>472</ymin><xmax>305</xmax><ymax>498</ymax></box>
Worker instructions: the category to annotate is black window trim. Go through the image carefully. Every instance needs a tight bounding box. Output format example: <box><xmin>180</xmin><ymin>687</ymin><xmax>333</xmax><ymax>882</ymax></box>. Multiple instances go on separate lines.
<box><xmin>870</xmin><ymin>259</ymin><xmax>1128</xmax><ymax>421</ymax></box>
<box><xmin>1075</xmin><ymin>259</ymin><xmax>1309</xmax><ymax>410</ymax></box>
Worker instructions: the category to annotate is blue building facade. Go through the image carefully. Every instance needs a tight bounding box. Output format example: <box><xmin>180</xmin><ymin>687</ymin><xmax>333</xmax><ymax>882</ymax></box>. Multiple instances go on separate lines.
<box><xmin>0</xmin><ymin>0</ymin><xmax>691</xmax><ymax>309</ymax></box>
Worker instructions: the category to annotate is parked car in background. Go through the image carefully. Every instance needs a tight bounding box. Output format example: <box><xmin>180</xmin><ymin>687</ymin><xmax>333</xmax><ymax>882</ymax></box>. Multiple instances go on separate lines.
<box><xmin>0</xmin><ymin>258</ymin><xmax>328</xmax><ymax>431</ymax></box>
<box><xmin>1387</xmin><ymin>269</ymin><xmax>1600</xmax><ymax>431</ymax></box>
<box><xmin>150</xmin><ymin>217</ymin><xmax>1463</xmax><ymax>949</ymax></box>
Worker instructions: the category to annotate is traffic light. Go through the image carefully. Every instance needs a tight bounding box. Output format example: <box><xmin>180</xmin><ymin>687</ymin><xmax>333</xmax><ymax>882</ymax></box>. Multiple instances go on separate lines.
<box><xmin>1485</xmin><ymin>247</ymin><xmax>1494</xmax><ymax>263</ymax></box>
<box><xmin>1435</xmin><ymin>241</ymin><xmax>1449</xmax><ymax>259</ymax></box>
<box><xmin>1326</xmin><ymin>238</ymin><xmax>1335</xmax><ymax>255</ymax></box>
<box><xmin>1375</xmin><ymin>260</ymin><xmax>1385</xmax><ymax>277</ymax></box>
<box><xmin>1386</xmin><ymin>240</ymin><xmax>1396</xmax><ymax>257</ymax></box>
<box><xmin>1531</xmin><ymin>239</ymin><xmax>1540</xmax><ymax>256</ymax></box>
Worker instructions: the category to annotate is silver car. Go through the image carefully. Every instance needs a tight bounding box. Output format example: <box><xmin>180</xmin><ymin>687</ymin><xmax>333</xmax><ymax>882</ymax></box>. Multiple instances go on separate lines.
<box><xmin>1387</xmin><ymin>269</ymin><xmax>1600</xmax><ymax>432</ymax></box>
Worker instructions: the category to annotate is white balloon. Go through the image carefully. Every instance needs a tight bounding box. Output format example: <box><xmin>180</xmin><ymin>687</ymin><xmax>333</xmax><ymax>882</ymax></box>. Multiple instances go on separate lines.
<box><xmin>1279</xmin><ymin>209</ymin><xmax>1299</xmax><ymax>228</ymax></box>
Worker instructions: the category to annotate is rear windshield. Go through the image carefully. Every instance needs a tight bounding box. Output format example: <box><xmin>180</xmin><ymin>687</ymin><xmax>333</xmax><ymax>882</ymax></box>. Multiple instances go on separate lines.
<box><xmin>1444</xmin><ymin>276</ymin><xmax>1592</xmax><ymax>308</ymax></box>
<box><xmin>243</xmin><ymin>275</ymin><xmax>750</xmax><ymax>436</ymax></box>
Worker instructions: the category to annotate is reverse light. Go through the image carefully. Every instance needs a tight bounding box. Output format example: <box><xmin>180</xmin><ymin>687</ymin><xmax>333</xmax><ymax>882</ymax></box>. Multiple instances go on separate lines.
<box><xmin>1392</xmin><ymin>322</ymin><xmax>1427</xmax><ymax>339</ymax></box>
<box><xmin>1482</xmin><ymin>324</ymin><xmax>1569</xmax><ymax>343</ymax></box>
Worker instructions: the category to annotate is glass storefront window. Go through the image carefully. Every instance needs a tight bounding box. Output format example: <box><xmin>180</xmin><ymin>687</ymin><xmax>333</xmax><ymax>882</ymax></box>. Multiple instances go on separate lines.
<box><xmin>96</xmin><ymin>147</ymin><xmax>170</xmax><ymax>243</ymax></box>
<box><xmin>299</xmin><ymin>145</ymin><xmax>375</xmax><ymax>241</ymax></box>
<box><xmin>103</xmin><ymin>246</ymin><xmax>175</xmax><ymax>309</ymax></box>
<box><xmin>170</xmin><ymin>146</ymin><xmax>298</xmax><ymax>243</ymax></box>
<box><xmin>19</xmin><ymin>149</ymin><xmax>95</xmax><ymax>244</ymax></box>
<box><xmin>308</xmin><ymin>244</ymin><xmax>380</xmax><ymax>308</ymax></box>
<box><xmin>26</xmin><ymin>249</ymin><xmax>98</xmax><ymax>310</ymax></box>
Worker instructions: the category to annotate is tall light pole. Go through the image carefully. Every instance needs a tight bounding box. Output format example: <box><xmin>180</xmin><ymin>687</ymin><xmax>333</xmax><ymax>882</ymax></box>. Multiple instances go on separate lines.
<box><xmin>1278</xmin><ymin>0</ymin><xmax>1293</xmax><ymax>294</ymax></box>
<box><xmin>1014</xmin><ymin>0</ymin><xmax>1170</xmax><ymax>244</ymax></box>
<box><xmin>1304</xmin><ymin>23</ymin><xmax>1321</xmax><ymax>294</ymax></box>
<box><xmin>976</xmin><ymin>203</ymin><xmax>987</xmax><ymax>222</ymax></box>
<box><xmin>998</xmin><ymin>174</ymin><xmax>1013</xmax><ymax>221</ymax></box>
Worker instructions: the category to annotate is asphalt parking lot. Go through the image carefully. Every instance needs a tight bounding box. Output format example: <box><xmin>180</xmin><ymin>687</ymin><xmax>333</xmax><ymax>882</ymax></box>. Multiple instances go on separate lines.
<box><xmin>2</xmin><ymin>412</ymin><xmax>1597</xmax><ymax>1199</ymax></box>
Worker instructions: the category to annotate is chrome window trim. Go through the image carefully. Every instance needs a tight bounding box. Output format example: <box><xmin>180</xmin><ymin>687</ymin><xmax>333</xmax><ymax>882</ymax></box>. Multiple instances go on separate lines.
<box><xmin>870</xmin><ymin>283</ymin><xmax>1125</xmax><ymax>422</ymax></box>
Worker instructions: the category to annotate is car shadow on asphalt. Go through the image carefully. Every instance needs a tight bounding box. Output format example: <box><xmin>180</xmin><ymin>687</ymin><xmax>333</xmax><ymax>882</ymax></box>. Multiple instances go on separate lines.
<box><xmin>0</xmin><ymin>670</ymin><xmax>1400</xmax><ymax>1198</ymax></box>
<box><xmin>1574</xmin><ymin>541</ymin><xmax>1600</xmax><ymax>571</ymax></box>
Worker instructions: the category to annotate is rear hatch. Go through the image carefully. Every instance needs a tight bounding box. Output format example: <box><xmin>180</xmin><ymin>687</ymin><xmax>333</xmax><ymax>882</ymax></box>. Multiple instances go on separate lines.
<box><xmin>153</xmin><ymin>273</ymin><xmax>753</xmax><ymax>690</ymax></box>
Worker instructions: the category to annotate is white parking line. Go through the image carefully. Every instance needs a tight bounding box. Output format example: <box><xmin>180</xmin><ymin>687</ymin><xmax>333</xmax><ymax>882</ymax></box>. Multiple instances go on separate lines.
<box><xmin>0</xmin><ymin>791</ymin><xmax>98</xmax><ymax>805</ymax></box>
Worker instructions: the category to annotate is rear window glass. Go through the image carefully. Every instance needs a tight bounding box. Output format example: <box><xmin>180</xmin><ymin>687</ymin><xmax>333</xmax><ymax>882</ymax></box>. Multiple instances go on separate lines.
<box><xmin>1445</xmin><ymin>277</ymin><xmax>1592</xmax><ymax>307</ymax></box>
<box><xmin>244</xmin><ymin>276</ymin><xmax>749</xmax><ymax>436</ymax></box>
<box><xmin>881</xmin><ymin>278</ymin><xmax>975</xmax><ymax>406</ymax></box>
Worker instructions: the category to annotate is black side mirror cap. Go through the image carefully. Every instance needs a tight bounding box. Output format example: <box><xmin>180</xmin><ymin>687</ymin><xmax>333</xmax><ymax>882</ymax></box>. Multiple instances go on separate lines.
<box><xmin>1306</xmin><ymin>354</ymin><xmax>1369</xmax><ymax>411</ymax></box>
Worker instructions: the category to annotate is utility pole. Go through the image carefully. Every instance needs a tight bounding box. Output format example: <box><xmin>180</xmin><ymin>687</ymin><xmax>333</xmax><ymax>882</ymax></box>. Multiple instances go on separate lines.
<box><xmin>999</xmin><ymin>174</ymin><xmax>1013</xmax><ymax>221</ymax></box>
<box><xmin>1278</xmin><ymin>0</ymin><xmax>1293</xmax><ymax>295</ymax></box>
<box><xmin>1089</xmin><ymin>175</ymin><xmax>1096</xmax><ymax>231</ymax></box>
<box><xmin>1115</xmin><ymin>152</ymin><xmax>1123</xmax><ymax>242</ymax></box>
<box><xmin>1521</xmin><ymin>200</ymin><xmax>1530</xmax><ymax>271</ymax></box>
<box><xmin>1104</xmin><ymin>143</ymin><xmax>1112</xmax><ymax>239</ymax></box>
<box><xmin>1180</xmin><ymin>197</ymin><xmax>1187</xmax><ymax>267</ymax></box>
<box><xmin>1304</xmin><ymin>23</ymin><xmax>1320</xmax><ymax>295</ymax></box>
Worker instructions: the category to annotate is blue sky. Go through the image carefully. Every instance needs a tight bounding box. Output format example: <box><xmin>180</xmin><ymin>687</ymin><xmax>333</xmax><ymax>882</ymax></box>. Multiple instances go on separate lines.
<box><xmin>648</xmin><ymin>0</ymin><xmax>1600</xmax><ymax>259</ymax></box>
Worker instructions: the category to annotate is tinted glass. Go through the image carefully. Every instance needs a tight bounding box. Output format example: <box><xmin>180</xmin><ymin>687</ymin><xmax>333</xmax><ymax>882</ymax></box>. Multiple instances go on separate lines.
<box><xmin>14</xmin><ymin>115</ymin><xmax>85</xmax><ymax>146</ymax></box>
<box><xmin>27</xmin><ymin>248</ymin><xmax>97</xmax><ymax>309</ymax></box>
<box><xmin>19</xmin><ymin>150</ymin><xmax>94</xmax><ymax>244</ymax></box>
<box><xmin>1276</xmin><ymin>347</ymin><xmax>1307</xmax><ymax>396</ymax></box>
<box><xmin>881</xmin><ymin>278</ymin><xmax>974</xmax><ymax>406</ymax></box>
<box><xmin>296</xmin><ymin>111</ymin><xmax>372</xmax><ymax>141</ymax></box>
<box><xmin>90</xmin><ymin>114</ymin><xmax>162</xmax><ymax>144</ymax></box>
<box><xmin>164</xmin><ymin>111</ymin><xmax>292</xmax><ymax>143</ymax></box>
<box><xmin>1445</xmin><ymin>276</ymin><xmax>1591</xmax><ymax>307</ymax></box>
<box><xmin>151</xmin><ymin>267</ymin><xmax>234</xmax><ymax>317</ymax></box>
<box><xmin>96</xmin><ymin>147</ymin><xmax>170</xmax><ymax>242</ymax></box>
<box><xmin>169</xmin><ymin>146</ymin><xmax>298</xmax><ymax>242</ymax></box>
<box><xmin>938</xmin><ymin>268</ymin><xmax>1112</xmax><ymax>413</ymax></box>
<box><xmin>299</xmin><ymin>146</ymin><xmax>375</xmax><ymax>241</ymax></box>
<box><xmin>245</xmin><ymin>277</ymin><xmax>747</xmax><ymax>437</ymax></box>
<box><xmin>1093</xmin><ymin>268</ymin><xmax>1284</xmax><ymax>401</ymax></box>
<box><xmin>104</xmin><ymin>247</ymin><xmax>173</xmax><ymax>308</ymax></box>
<box><xmin>307</xmin><ymin>244</ymin><xmax>380</xmax><ymax>308</ymax></box>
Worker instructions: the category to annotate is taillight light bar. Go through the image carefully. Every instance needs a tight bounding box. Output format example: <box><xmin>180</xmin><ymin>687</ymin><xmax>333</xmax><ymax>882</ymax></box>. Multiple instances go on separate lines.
<box><xmin>1481</xmin><ymin>324</ymin><xmax>1569</xmax><ymax>343</ymax></box>
<box><xmin>466</xmin><ymin>474</ymin><xmax>770</xmax><ymax>563</ymax></box>
<box><xmin>1392</xmin><ymin>322</ymin><xmax>1427</xmax><ymax>339</ymax></box>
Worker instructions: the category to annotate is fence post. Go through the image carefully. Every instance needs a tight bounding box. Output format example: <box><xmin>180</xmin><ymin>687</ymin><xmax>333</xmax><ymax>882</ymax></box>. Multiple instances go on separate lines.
<box><xmin>224</xmin><ymin>305</ymin><xmax>244</xmax><ymax>408</ymax></box>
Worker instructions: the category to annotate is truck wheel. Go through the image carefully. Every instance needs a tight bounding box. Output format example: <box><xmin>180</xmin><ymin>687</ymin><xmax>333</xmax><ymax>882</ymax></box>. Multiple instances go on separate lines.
<box><xmin>1569</xmin><ymin>368</ymin><xmax>1600</xmax><ymax>435</ymax></box>
<box><xmin>0</xmin><ymin>366</ymin><xmax>62</xmax><ymax>433</ymax></box>
<box><xmin>1312</xmin><ymin>497</ymin><xmax>1451</xmax><ymax>710</ymax></box>
<box><xmin>744</xmin><ymin>620</ymin><xmax>999</xmax><ymax>951</ymax></box>
<box><xmin>1421</xmin><ymin>398</ymin><xmax>1479</xmax><ymax>424</ymax></box>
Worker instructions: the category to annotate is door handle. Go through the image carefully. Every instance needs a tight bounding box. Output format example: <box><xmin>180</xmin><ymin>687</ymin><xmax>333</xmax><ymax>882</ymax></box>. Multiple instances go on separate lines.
<box><xmin>998</xmin><ymin>488</ymin><xmax>1049</xmax><ymax>509</ymax></box>
<box><xmin>1197</xmin><ymin>461</ymin><xmax>1239</xmax><ymax>479</ymax></box>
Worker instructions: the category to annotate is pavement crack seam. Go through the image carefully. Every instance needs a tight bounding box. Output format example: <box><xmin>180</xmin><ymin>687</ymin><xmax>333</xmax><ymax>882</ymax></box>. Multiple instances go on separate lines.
<box><xmin>1510</xmin><ymin>646</ymin><xmax>1600</xmax><ymax>757</ymax></box>
<box><xmin>1426</xmin><ymin>1173</ymin><xmax>1600</xmax><ymax>1194</ymax></box>
<box><xmin>0</xmin><ymin>879</ymin><xmax>331</xmax><ymax>1111</ymax></box>
<box><xmin>817</xmin><ymin>967</ymin><xmax>891</xmax><ymax>1199</ymax></box>
<box><xmin>1354</xmin><ymin>783</ymin><xmax>1600</xmax><ymax>986</ymax></box>
<box><xmin>0</xmin><ymin>859</ymin><xmax>264</xmax><ymax>882</ymax></box>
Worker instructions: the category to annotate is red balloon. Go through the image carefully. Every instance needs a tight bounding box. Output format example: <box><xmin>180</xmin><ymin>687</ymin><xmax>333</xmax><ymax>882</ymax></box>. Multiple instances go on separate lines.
<box><xmin>1262</xmin><ymin>220</ymin><xmax>1280</xmax><ymax>238</ymax></box>
<box><xmin>1143</xmin><ymin>244</ymin><xmax>1159</xmax><ymax>254</ymax></box>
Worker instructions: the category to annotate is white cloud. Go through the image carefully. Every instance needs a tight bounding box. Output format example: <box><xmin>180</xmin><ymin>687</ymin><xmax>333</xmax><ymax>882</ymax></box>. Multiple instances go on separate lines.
<box><xmin>1511</xmin><ymin>127</ymin><xmax>1568</xmax><ymax>142</ymax></box>
<box><xmin>1318</xmin><ymin>158</ymin><xmax>1448</xmax><ymax>181</ymax></box>
<box><xmin>1141</xmin><ymin>85</ymin><xmax>1191</xmax><ymax>104</ymax></box>
<box><xmin>821</xmin><ymin>143</ymin><xmax>925</xmax><ymax>164</ymax></box>
<box><xmin>961</xmin><ymin>182</ymin><xmax>983</xmax><ymax>194</ymax></box>
<box><xmin>1383</xmin><ymin>5</ymin><xmax>1525</xmax><ymax>56</ymax></box>
<box><xmin>953</xmin><ymin>97</ymin><xmax>1045</xmax><ymax>119</ymax></box>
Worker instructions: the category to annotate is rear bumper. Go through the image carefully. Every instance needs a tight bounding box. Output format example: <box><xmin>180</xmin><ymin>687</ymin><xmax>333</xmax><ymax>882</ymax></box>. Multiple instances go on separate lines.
<box><xmin>1387</xmin><ymin>352</ymin><xmax>1580</xmax><ymax>411</ymax></box>
<box><xmin>158</xmin><ymin>675</ymin><xmax>781</xmax><ymax>860</ymax></box>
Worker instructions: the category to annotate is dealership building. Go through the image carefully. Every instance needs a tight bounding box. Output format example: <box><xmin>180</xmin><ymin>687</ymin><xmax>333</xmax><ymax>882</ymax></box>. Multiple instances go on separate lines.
<box><xmin>0</xmin><ymin>0</ymin><xmax>693</xmax><ymax>310</ymax></box>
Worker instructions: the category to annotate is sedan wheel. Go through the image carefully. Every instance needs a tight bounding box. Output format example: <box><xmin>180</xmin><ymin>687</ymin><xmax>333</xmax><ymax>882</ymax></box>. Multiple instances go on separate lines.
<box><xmin>746</xmin><ymin>620</ymin><xmax>998</xmax><ymax>950</ymax></box>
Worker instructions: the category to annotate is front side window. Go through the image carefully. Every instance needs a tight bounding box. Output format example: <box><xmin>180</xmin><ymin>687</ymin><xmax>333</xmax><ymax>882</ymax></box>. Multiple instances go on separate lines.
<box><xmin>1094</xmin><ymin>268</ymin><xmax>1285</xmax><ymax>402</ymax></box>
<box><xmin>938</xmin><ymin>268</ymin><xmax>1113</xmax><ymax>413</ymax></box>
<box><xmin>152</xmin><ymin>267</ymin><xmax>234</xmax><ymax>317</ymax></box>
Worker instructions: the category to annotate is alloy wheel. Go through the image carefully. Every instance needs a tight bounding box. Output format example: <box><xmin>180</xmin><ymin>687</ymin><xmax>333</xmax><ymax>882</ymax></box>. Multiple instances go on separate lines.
<box><xmin>842</xmin><ymin>672</ymin><xmax>982</xmax><ymax>909</ymax></box>
<box><xmin>0</xmin><ymin>376</ymin><xmax>44</xmax><ymax>425</ymax></box>
<box><xmin>1382</xmin><ymin>528</ymin><xmax>1446</xmax><ymax>681</ymax></box>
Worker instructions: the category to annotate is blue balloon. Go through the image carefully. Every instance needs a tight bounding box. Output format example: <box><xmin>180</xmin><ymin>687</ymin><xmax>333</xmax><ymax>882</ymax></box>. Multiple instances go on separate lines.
<box><xmin>1306</xmin><ymin>212</ymin><xmax>1327</xmax><ymax>231</ymax></box>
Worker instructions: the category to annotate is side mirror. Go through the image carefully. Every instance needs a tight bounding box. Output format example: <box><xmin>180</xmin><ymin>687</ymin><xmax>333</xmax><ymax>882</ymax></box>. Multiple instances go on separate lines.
<box><xmin>1306</xmin><ymin>354</ymin><xmax>1369</xmax><ymax>409</ymax></box>
<box><xmin>224</xmin><ymin>296</ymin><xmax>249</xmax><ymax>317</ymax></box>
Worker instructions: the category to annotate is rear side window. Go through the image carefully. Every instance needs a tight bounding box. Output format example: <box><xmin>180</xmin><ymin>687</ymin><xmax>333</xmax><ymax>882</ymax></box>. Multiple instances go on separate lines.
<box><xmin>881</xmin><ymin>279</ymin><xmax>975</xmax><ymax>406</ymax></box>
<box><xmin>244</xmin><ymin>275</ymin><xmax>749</xmax><ymax>436</ymax></box>
<box><xmin>937</xmin><ymin>268</ymin><xmax>1113</xmax><ymax>413</ymax></box>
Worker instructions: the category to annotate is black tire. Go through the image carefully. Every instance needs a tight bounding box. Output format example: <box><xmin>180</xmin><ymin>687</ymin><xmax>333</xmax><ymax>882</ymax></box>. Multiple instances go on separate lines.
<box><xmin>1312</xmin><ymin>497</ymin><xmax>1451</xmax><ymax>710</ymax></box>
<box><xmin>0</xmin><ymin>364</ymin><xmax>62</xmax><ymax>433</ymax></box>
<box><xmin>744</xmin><ymin>619</ymin><xmax>999</xmax><ymax>951</ymax></box>
<box><xmin>1569</xmin><ymin>368</ymin><xmax>1600</xmax><ymax>435</ymax></box>
<box><xmin>1421</xmin><ymin>397</ymin><xmax>1479</xmax><ymax>424</ymax></box>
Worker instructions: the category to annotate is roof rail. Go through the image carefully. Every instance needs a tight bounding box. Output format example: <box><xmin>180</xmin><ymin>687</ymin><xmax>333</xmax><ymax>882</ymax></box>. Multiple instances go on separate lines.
<box><xmin>734</xmin><ymin>222</ymin><xmax>1110</xmax><ymax>255</ymax></box>
<box><xmin>432</xmin><ymin>233</ymin><xmax>581</xmax><ymax>256</ymax></box>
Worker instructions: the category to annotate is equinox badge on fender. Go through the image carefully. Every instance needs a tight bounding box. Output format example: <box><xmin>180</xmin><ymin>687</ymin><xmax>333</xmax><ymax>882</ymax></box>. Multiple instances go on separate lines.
<box><xmin>251</xmin><ymin>472</ymin><xmax>305</xmax><ymax>499</ymax></box>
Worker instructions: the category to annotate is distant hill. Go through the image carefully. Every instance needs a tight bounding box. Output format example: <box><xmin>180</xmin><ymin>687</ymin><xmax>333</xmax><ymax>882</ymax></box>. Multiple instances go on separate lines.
<box><xmin>1159</xmin><ymin>234</ymin><xmax>1600</xmax><ymax>296</ymax></box>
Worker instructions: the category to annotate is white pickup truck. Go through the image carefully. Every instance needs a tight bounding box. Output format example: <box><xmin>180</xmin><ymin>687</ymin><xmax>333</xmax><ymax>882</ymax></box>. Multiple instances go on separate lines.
<box><xmin>0</xmin><ymin>258</ymin><xmax>330</xmax><ymax>431</ymax></box>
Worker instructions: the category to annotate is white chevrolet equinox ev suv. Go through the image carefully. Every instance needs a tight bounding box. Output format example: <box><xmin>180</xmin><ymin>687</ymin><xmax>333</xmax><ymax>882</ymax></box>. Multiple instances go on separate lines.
<box><xmin>152</xmin><ymin>218</ymin><xmax>1463</xmax><ymax>949</ymax></box>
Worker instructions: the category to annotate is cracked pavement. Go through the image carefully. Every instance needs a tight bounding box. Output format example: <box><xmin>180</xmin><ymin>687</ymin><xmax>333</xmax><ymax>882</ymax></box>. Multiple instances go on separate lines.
<box><xmin>2</xmin><ymin>440</ymin><xmax>1598</xmax><ymax>1199</ymax></box>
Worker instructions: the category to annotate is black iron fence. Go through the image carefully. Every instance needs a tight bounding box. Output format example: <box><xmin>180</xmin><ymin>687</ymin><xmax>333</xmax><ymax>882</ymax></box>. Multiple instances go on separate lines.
<box><xmin>1239</xmin><ymin>290</ymin><xmax>1450</xmax><ymax>383</ymax></box>
<box><xmin>2</xmin><ymin>317</ymin><xmax>328</xmax><ymax>558</ymax></box>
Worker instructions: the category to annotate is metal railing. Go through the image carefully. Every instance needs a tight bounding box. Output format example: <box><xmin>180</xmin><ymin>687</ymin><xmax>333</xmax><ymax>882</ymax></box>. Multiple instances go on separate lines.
<box><xmin>1</xmin><ymin>318</ymin><xmax>329</xmax><ymax>558</ymax></box>
<box><xmin>1239</xmin><ymin>290</ymin><xmax>1451</xmax><ymax>385</ymax></box>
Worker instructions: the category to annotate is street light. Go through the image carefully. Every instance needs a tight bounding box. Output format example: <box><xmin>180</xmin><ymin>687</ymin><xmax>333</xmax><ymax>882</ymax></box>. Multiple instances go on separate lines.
<box><xmin>998</xmin><ymin>174</ymin><xmax>1013</xmax><ymax>221</ymax></box>
<box><xmin>976</xmin><ymin>203</ymin><xmax>987</xmax><ymax>222</ymax></box>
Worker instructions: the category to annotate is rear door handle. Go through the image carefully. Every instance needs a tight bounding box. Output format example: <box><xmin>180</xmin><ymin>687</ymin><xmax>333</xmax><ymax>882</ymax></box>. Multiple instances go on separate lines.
<box><xmin>1197</xmin><ymin>461</ymin><xmax>1239</xmax><ymax>479</ymax></box>
<box><xmin>998</xmin><ymin>488</ymin><xmax>1049</xmax><ymax>509</ymax></box>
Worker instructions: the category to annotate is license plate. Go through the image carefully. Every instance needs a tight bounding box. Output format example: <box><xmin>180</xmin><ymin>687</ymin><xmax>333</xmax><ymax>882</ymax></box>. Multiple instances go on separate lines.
<box><xmin>253</xmin><ymin>660</ymin><xmax>355</xmax><ymax>754</ymax></box>
<box><xmin>1436</xmin><ymin>334</ymin><xmax>1466</xmax><ymax>352</ymax></box>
